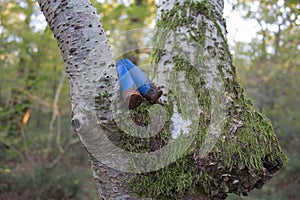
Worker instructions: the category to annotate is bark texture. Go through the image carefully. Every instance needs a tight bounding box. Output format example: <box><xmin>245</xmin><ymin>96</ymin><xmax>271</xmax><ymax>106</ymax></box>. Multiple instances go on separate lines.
<box><xmin>37</xmin><ymin>0</ymin><xmax>134</xmax><ymax>199</ymax></box>
<box><xmin>38</xmin><ymin>0</ymin><xmax>287</xmax><ymax>199</ymax></box>
<box><xmin>134</xmin><ymin>0</ymin><xmax>287</xmax><ymax>199</ymax></box>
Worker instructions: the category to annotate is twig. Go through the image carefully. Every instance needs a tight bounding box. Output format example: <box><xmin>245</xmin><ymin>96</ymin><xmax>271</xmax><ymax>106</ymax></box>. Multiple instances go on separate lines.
<box><xmin>56</xmin><ymin>111</ymin><xmax>63</xmax><ymax>153</ymax></box>
<box><xmin>19</xmin><ymin>123</ymin><xmax>30</xmax><ymax>161</ymax></box>
<box><xmin>48</xmin><ymin>72</ymin><xmax>66</xmax><ymax>148</ymax></box>
<box><xmin>47</xmin><ymin>138</ymin><xmax>80</xmax><ymax>168</ymax></box>
<box><xmin>19</xmin><ymin>88</ymin><xmax>51</xmax><ymax>108</ymax></box>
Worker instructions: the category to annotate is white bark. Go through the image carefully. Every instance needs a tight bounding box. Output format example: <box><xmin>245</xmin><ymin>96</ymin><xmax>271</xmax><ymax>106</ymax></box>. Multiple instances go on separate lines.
<box><xmin>154</xmin><ymin>0</ymin><xmax>227</xmax><ymax>158</ymax></box>
<box><xmin>37</xmin><ymin>0</ymin><xmax>228</xmax><ymax>198</ymax></box>
<box><xmin>37</xmin><ymin>0</ymin><xmax>134</xmax><ymax>199</ymax></box>
<box><xmin>38</xmin><ymin>0</ymin><xmax>286</xmax><ymax>199</ymax></box>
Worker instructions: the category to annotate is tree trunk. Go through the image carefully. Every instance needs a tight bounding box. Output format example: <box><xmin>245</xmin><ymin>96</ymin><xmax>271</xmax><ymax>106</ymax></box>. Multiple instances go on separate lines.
<box><xmin>37</xmin><ymin>0</ymin><xmax>134</xmax><ymax>199</ymax></box>
<box><xmin>37</xmin><ymin>0</ymin><xmax>287</xmax><ymax>199</ymax></box>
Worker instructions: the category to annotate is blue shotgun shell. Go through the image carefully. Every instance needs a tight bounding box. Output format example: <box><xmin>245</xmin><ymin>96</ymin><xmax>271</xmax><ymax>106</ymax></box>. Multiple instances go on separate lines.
<box><xmin>124</xmin><ymin>58</ymin><xmax>162</xmax><ymax>104</ymax></box>
<box><xmin>116</xmin><ymin>59</ymin><xmax>143</xmax><ymax>109</ymax></box>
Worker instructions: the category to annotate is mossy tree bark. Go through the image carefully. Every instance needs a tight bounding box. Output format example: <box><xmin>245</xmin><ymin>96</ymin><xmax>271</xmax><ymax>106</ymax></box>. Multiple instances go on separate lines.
<box><xmin>143</xmin><ymin>0</ymin><xmax>287</xmax><ymax>199</ymax></box>
<box><xmin>38</xmin><ymin>0</ymin><xmax>286</xmax><ymax>199</ymax></box>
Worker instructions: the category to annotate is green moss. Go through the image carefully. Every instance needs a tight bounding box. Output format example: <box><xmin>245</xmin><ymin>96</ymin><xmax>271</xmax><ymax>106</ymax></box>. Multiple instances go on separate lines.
<box><xmin>123</xmin><ymin>0</ymin><xmax>287</xmax><ymax>199</ymax></box>
<box><xmin>95</xmin><ymin>91</ymin><xmax>109</xmax><ymax>110</ymax></box>
<box><xmin>152</xmin><ymin>1</ymin><xmax>211</xmax><ymax>65</ymax></box>
<box><xmin>130</xmin><ymin>101</ymin><xmax>151</xmax><ymax>126</ymax></box>
<box><xmin>114</xmin><ymin>100</ymin><xmax>172</xmax><ymax>154</ymax></box>
<box><xmin>130</xmin><ymin>157</ymin><xmax>196</xmax><ymax>199</ymax></box>
<box><xmin>128</xmin><ymin>59</ymin><xmax>213</xmax><ymax>198</ymax></box>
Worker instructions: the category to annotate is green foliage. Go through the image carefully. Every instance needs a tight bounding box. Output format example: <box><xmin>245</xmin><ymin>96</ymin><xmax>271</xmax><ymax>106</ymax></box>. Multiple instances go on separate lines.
<box><xmin>0</xmin><ymin>162</ymin><xmax>92</xmax><ymax>200</ymax></box>
<box><xmin>3</xmin><ymin>167</ymin><xmax>78</xmax><ymax>199</ymax></box>
<box><xmin>0</xmin><ymin>0</ymin><xmax>157</xmax><ymax>199</ymax></box>
<box><xmin>92</xmin><ymin>0</ymin><xmax>156</xmax><ymax>32</ymax></box>
<box><xmin>0</xmin><ymin>1</ymin><xmax>97</xmax><ymax>199</ymax></box>
<box><xmin>230</xmin><ymin>0</ymin><xmax>300</xmax><ymax>199</ymax></box>
<box><xmin>91</xmin><ymin>0</ymin><xmax>157</xmax><ymax>63</ymax></box>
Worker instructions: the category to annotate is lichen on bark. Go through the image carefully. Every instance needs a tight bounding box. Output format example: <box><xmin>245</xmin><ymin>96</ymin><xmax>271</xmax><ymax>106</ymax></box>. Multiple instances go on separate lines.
<box><xmin>37</xmin><ymin>0</ymin><xmax>135</xmax><ymax>199</ymax></box>
<box><xmin>38</xmin><ymin>0</ymin><xmax>287</xmax><ymax>199</ymax></box>
<box><xmin>129</xmin><ymin>0</ymin><xmax>287</xmax><ymax>199</ymax></box>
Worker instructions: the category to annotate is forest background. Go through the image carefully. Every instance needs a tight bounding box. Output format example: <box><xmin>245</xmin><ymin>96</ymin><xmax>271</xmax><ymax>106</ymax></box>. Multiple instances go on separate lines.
<box><xmin>0</xmin><ymin>0</ymin><xmax>299</xmax><ymax>199</ymax></box>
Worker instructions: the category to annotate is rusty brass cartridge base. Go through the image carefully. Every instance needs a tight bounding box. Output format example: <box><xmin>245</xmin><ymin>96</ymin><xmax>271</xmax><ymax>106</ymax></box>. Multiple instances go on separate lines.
<box><xmin>123</xmin><ymin>88</ymin><xmax>143</xmax><ymax>109</ymax></box>
<box><xmin>144</xmin><ymin>83</ymin><xmax>163</xmax><ymax>104</ymax></box>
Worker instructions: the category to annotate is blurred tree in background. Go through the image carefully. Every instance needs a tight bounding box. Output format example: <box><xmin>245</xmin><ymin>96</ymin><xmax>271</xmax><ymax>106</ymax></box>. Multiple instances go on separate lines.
<box><xmin>0</xmin><ymin>0</ymin><xmax>90</xmax><ymax>199</ymax></box>
<box><xmin>0</xmin><ymin>0</ymin><xmax>299</xmax><ymax>199</ymax></box>
<box><xmin>0</xmin><ymin>0</ymin><xmax>156</xmax><ymax>199</ymax></box>
<box><xmin>228</xmin><ymin>0</ymin><xmax>300</xmax><ymax>199</ymax></box>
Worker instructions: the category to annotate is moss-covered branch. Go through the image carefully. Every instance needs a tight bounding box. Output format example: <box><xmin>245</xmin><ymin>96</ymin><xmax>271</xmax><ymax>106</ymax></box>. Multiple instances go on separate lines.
<box><xmin>128</xmin><ymin>0</ymin><xmax>287</xmax><ymax>199</ymax></box>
